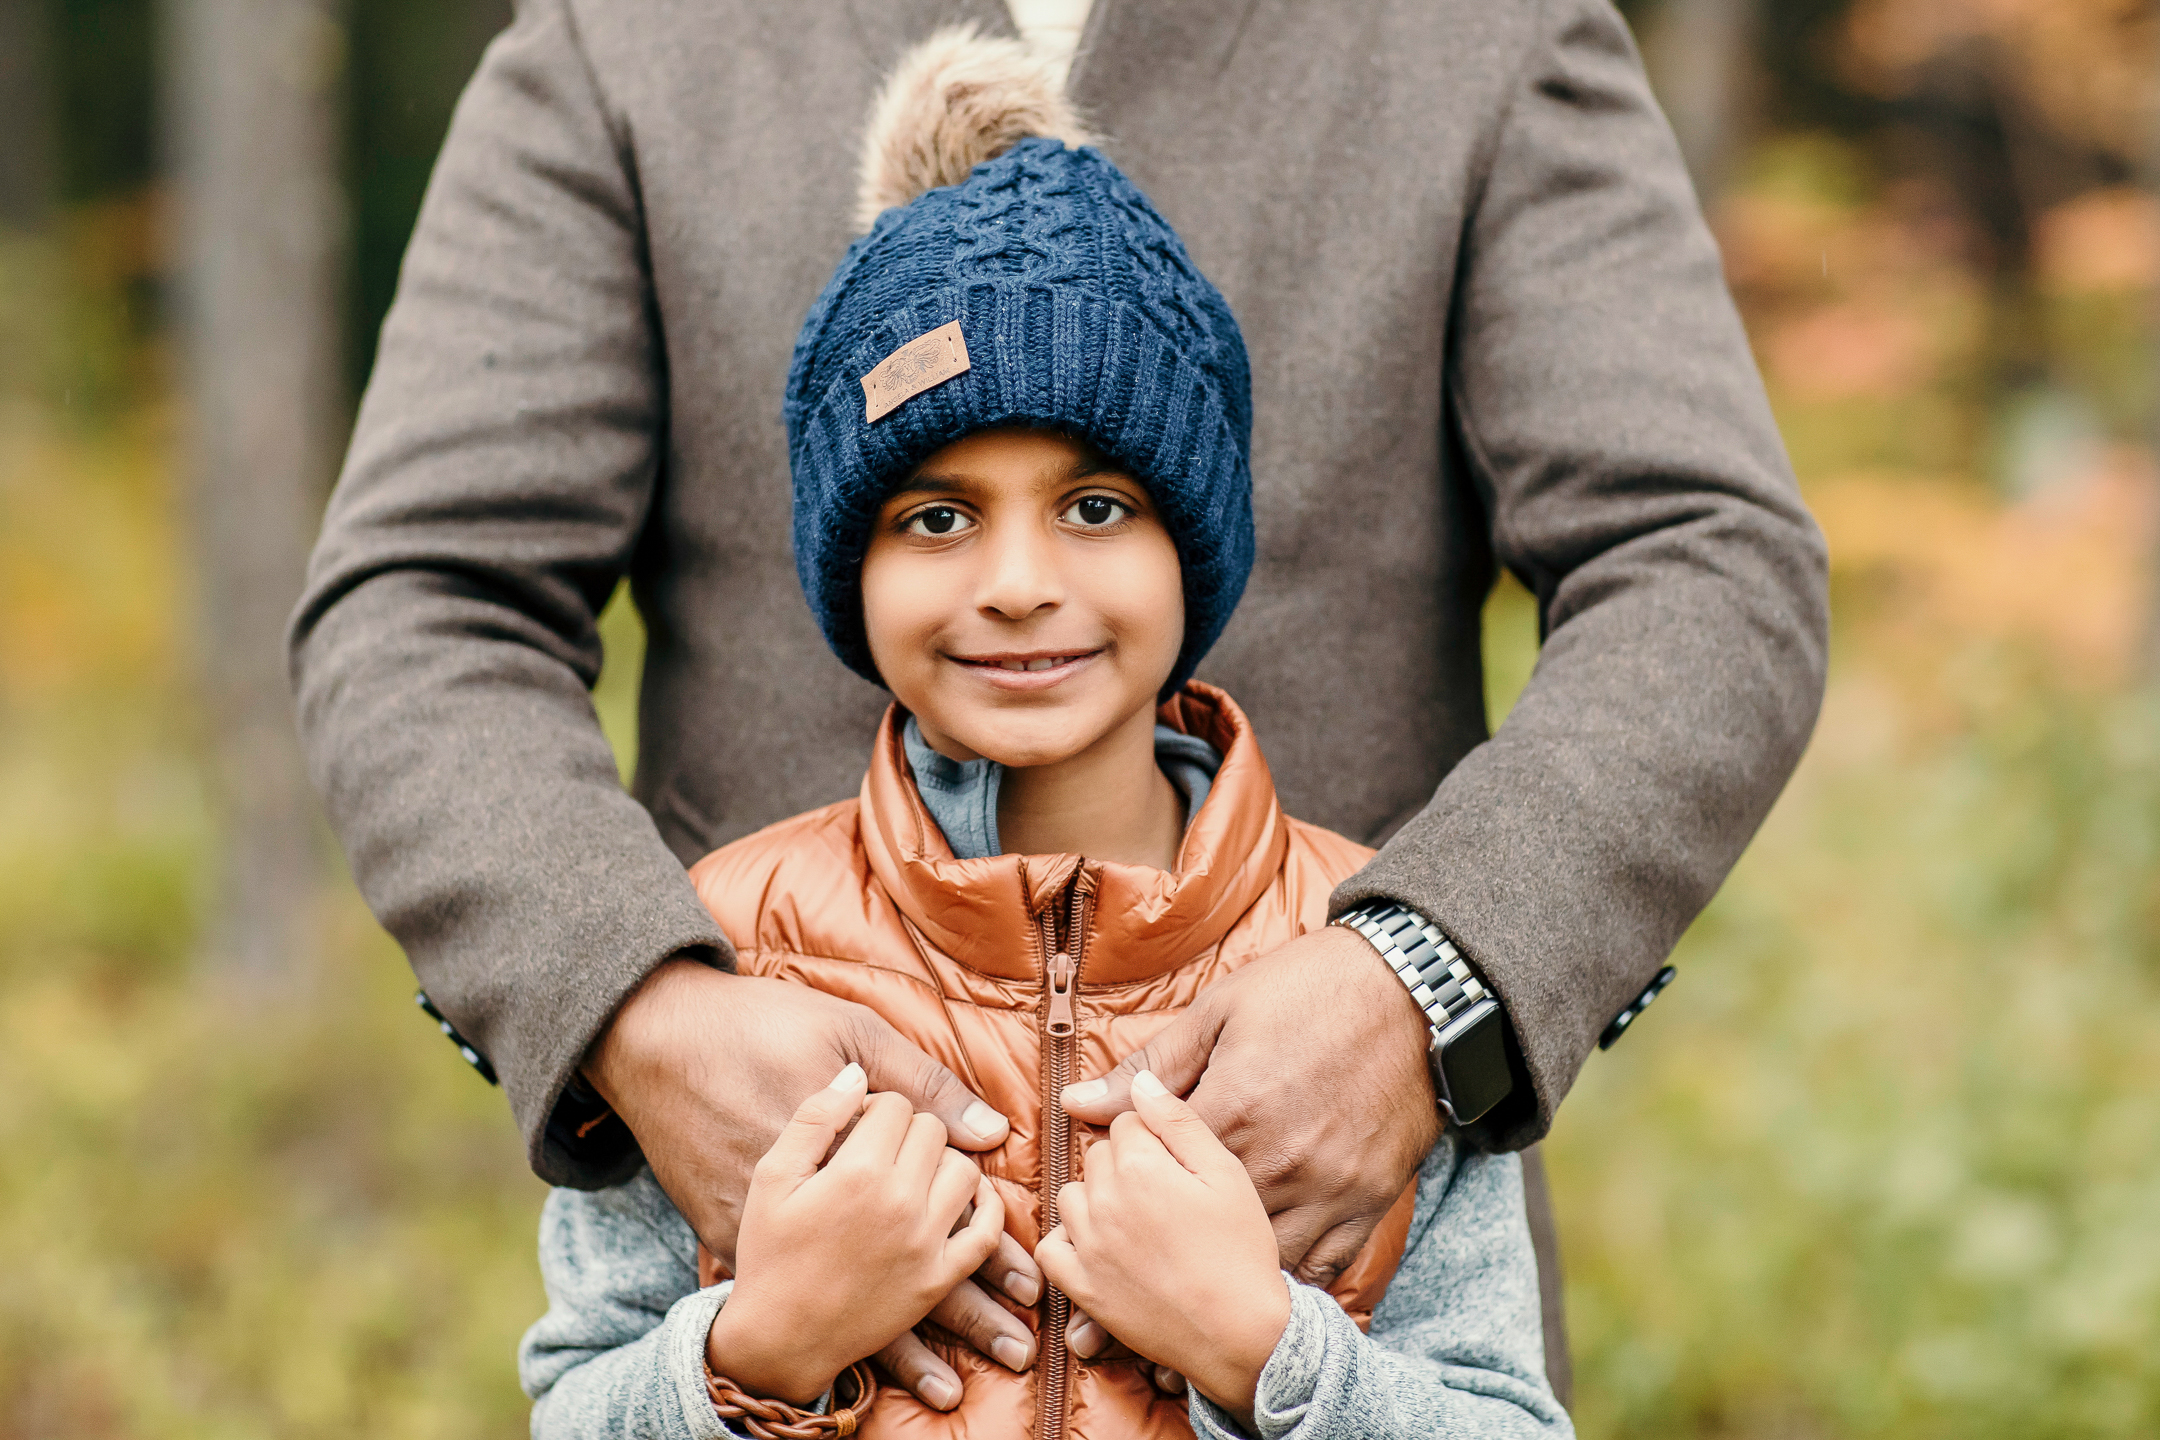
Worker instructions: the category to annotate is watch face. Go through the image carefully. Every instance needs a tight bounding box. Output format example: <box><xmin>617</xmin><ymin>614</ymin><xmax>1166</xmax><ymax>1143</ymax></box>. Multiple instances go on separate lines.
<box><xmin>1431</xmin><ymin>999</ymin><xmax>1511</xmax><ymax>1125</ymax></box>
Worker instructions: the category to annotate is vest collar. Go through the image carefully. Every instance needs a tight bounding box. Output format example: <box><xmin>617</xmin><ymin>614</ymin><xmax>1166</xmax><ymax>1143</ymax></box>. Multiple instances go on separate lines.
<box><xmin>857</xmin><ymin>682</ymin><xmax>1290</xmax><ymax>984</ymax></box>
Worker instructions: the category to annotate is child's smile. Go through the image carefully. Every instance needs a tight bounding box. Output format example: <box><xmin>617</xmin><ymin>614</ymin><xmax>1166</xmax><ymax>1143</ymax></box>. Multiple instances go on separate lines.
<box><xmin>948</xmin><ymin>647</ymin><xmax>1105</xmax><ymax>689</ymax></box>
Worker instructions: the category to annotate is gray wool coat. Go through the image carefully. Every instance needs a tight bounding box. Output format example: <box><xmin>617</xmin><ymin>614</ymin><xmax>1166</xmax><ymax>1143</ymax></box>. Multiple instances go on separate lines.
<box><xmin>291</xmin><ymin>0</ymin><xmax>1828</xmax><ymax>1186</ymax></box>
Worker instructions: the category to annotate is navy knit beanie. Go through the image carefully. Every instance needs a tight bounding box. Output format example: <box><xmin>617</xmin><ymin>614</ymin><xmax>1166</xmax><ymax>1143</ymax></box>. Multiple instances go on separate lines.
<box><xmin>785</xmin><ymin>26</ymin><xmax>1253</xmax><ymax>696</ymax></box>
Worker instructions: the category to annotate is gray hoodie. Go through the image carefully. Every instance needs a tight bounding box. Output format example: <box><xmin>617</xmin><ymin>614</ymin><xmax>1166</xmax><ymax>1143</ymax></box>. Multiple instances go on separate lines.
<box><xmin>519</xmin><ymin>1131</ymin><xmax>1573</xmax><ymax>1439</ymax></box>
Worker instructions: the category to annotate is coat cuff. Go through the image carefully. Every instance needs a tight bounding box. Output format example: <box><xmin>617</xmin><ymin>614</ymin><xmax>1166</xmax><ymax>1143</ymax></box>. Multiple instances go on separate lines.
<box><xmin>531</xmin><ymin>939</ymin><xmax>734</xmax><ymax>1188</ymax></box>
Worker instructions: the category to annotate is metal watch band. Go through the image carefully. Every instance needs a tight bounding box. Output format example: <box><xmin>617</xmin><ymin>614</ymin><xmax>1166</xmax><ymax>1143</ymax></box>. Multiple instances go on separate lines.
<box><xmin>1335</xmin><ymin>900</ymin><xmax>1517</xmax><ymax>1126</ymax></box>
<box><xmin>1334</xmin><ymin>901</ymin><xmax>1491</xmax><ymax>1038</ymax></box>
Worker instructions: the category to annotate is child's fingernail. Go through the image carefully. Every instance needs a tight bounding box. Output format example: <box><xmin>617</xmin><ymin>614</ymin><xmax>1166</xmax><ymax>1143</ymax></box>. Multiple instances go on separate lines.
<box><xmin>1062</xmin><ymin>1079</ymin><xmax>1109</xmax><ymax>1105</ymax></box>
<box><xmin>828</xmin><ymin>1062</ymin><xmax>866</xmax><ymax>1090</ymax></box>
<box><xmin>922</xmin><ymin>1375</ymin><xmax>960</xmax><ymax>1408</ymax></box>
<box><xmin>991</xmin><ymin>1336</ymin><xmax>1031</xmax><ymax>1370</ymax></box>
<box><xmin>1132</xmin><ymin>1070</ymin><xmax>1168</xmax><ymax>1098</ymax></box>
<box><xmin>960</xmin><ymin>1100</ymin><xmax>1007</xmax><ymax>1139</ymax></box>
<box><xmin>1006</xmin><ymin>1270</ymin><xmax>1041</xmax><ymax>1306</ymax></box>
<box><xmin>1070</xmin><ymin>1316</ymin><xmax>1104</xmax><ymax>1356</ymax></box>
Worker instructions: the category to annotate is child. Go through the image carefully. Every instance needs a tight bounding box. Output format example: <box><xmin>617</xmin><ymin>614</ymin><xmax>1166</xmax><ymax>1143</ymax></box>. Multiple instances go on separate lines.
<box><xmin>521</xmin><ymin>28</ymin><xmax>1572</xmax><ymax>1440</ymax></box>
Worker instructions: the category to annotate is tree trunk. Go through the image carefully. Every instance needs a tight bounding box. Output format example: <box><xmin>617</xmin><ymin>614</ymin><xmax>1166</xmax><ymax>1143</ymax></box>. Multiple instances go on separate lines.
<box><xmin>166</xmin><ymin>0</ymin><xmax>347</xmax><ymax>983</ymax></box>
<box><xmin>0</xmin><ymin>0</ymin><xmax>54</xmax><ymax>229</ymax></box>
<box><xmin>1642</xmin><ymin>0</ymin><xmax>1758</xmax><ymax>204</ymax></box>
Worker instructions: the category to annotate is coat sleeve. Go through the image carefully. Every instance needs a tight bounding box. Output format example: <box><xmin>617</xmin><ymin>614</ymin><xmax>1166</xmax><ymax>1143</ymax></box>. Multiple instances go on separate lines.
<box><xmin>1333</xmin><ymin>0</ymin><xmax>1829</xmax><ymax>1150</ymax></box>
<box><xmin>1187</xmin><ymin>1139</ymin><xmax>1573</xmax><ymax>1440</ymax></box>
<box><xmin>287</xmin><ymin>0</ymin><xmax>728</xmax><ymax>1186</ymax></box>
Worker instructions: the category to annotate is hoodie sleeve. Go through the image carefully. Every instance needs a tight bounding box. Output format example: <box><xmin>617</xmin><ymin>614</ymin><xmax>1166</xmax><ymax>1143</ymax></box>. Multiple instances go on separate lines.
<box><xmin>520</xmin><ymin>1169</ymin><xmax>771</xmax><ymax>1440</ymax></box>
<box><xmin>1187</xmin><ymin>1137</ymin><xmax>1574</xmax><ymax>1440</ymax></box>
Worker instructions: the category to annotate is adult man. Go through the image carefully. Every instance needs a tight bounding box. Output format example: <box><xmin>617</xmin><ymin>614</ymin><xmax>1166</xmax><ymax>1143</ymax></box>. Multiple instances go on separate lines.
<box><xmin>291</xmin><ymin>0</ymin><xmax>1826</xmax><ymax>1410</ymax></box>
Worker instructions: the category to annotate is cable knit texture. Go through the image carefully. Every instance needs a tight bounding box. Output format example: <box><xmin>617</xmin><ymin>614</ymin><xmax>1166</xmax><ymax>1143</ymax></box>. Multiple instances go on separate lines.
<box><xmin>788</xmin><ymin>126</ymin><xmax>1255</xmax><ymax>695</ymax></box>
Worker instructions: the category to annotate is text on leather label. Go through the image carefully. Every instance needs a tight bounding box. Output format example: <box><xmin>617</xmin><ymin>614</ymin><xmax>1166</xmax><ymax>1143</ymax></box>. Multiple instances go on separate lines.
<box><xmin>861</xmin><ymin>320</ymin><xmax>971</xmax><ymax>422</ymax></box>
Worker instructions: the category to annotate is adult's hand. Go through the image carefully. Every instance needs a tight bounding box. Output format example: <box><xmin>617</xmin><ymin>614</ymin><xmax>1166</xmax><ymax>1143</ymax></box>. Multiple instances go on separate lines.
<box><xmin>584</xmin><ymin>959</ymin><xmax>1042</xmax><ymax>1409</ymax></box>
<box><xmin>1060</xmin><ymin>925</ymin><xmax>1439</xmax><ymax>1298</ymax></box>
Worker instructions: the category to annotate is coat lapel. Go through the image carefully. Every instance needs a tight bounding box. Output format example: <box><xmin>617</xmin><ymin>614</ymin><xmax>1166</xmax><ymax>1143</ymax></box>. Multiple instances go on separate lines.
<box><xmin>840</xmin><ymin>0</ymin><xmax>1268</xmax><ymax>125</ymax></box>
<box><xmin>841</xmin><ymin>0</ymin><xmax>1016</xmax><ymax>70</ymax></box>
<box><xmin>1069</xmin><ymin>0</ymin><xmax>1266</xmax><ymax>108</ymax></box>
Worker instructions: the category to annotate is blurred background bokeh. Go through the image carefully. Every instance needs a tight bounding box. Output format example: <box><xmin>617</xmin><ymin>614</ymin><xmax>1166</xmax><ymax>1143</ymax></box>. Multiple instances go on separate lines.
<box><xmin>1</xmin><ymin>0</ymin><xmax>2155</xmax><ymax>1435</ymax></box>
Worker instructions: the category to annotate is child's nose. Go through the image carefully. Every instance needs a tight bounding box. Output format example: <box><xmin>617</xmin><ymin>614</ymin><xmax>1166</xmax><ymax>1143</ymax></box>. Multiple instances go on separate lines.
<box><xmin>973</xmin><ymin>524</ymin><xmax>1066</xmax><ymax>620</ymax></box>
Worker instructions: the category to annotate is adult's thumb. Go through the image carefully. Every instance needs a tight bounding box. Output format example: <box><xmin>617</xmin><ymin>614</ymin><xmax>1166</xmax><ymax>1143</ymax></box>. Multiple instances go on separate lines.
<box><xmin>1060</xmin><ymin>1001</ymin><xmax>1226</xmax><ymax>1125</ymax></box>
<box><xmin>759</xmin><ymin>1063</ymin><xmax>868</xmax><ymax>1184</ymax></box>
<box><xmin>854</xmin><ymin>1019</ymin><xmax>1010</xmax><ymax>1150</ymax></box>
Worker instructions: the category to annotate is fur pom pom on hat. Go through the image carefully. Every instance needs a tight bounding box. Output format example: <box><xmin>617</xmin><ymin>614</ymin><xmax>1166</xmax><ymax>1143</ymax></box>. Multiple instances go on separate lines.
<box><xmin>854</xmin><ymin>25</ymin><xmax>1096</xmax><ymax>232</ymax></box>
<box><xmin>788</xmin><ymin>26</ymin><xmax>1254</xmax><ymax>698</ymax></box>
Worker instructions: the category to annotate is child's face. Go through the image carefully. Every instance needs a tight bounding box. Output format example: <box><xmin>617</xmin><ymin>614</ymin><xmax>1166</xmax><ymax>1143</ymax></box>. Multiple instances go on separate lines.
<box><xmin>862</xmin><ymin>428</ymin><xmax>1184</xmax><ymax>768</ymax></box>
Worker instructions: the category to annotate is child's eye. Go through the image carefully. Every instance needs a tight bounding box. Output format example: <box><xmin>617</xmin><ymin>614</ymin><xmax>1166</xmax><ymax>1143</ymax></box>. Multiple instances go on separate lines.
<box><xmin>1064</xmin><ymin>495</ymin><xmax>1131</xmax><ymax>528</ymax></box>
<box><xmin>903</xmin><ymin>506</ymin><xmax>973</xmax><ymax>538</ymax></box>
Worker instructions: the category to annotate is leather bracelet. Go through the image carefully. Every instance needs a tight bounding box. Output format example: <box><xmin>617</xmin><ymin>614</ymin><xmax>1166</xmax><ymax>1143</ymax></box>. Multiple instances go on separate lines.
<box><xmin>705</xmin><ymin>1359</ymin><xmax>880</xmax><ymax>1438</ymax></box>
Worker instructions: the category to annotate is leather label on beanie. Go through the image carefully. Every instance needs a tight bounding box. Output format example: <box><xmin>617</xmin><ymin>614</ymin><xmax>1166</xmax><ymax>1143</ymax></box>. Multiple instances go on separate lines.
<box><xmin>861</xmin><ymin>321</ymin><xmax>971</xmax><ymax>422</ymax></box>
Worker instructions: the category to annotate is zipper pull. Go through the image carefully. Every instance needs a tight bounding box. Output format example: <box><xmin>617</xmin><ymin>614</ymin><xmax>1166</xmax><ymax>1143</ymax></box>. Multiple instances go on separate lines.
<box><xmin>1045</xmin><ymin>951</ymin><xmax>1076</xmax><ymax>1038</ymax></box>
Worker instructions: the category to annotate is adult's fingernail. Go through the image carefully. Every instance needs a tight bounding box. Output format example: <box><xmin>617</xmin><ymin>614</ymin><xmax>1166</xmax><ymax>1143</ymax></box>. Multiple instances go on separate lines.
<box><xmin>829</xmin><ymin>1062</ymin><xmax>865</xmax><ymax>1090</ymax></box>
<box><xmin>1062</xmin><ymin>1079</ymin><xmax>1109</xmax><ymax>1105</ymax></box>
<box><xmin>1070</xmin><ymin>1316</ymin><xmax>1104</xmax><ymax>1357</ymax></box>
<box><xmin>922</xmin><ymin>1375</ymin><xmax>960</xmax><ymax>1409</ymax></box>
<box><xmin>991</xmin><ymin>1336</ymin><xmax>1031</xmax><ymax>1371</ymax></box>
<box><xmin>1132</xmin><ymin>1069</ymin><xmax>1168</xmax><ymax>1098</ymax></box>
<box><xmin>1006</xmin><ymin>1269</ymin><xmax>1041</xmax><ymax>1306</ymax></box>
<box><xmin>960</xmin><ymin>1100</ymin><xmax>1008</xmax><ymax>1140</ymax></box>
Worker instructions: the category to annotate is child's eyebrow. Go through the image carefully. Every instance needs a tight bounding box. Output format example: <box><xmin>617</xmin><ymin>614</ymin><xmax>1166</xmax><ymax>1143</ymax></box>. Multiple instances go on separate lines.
<box><xmin>886</xmin><ymin>454</ymin><xmax>1130</xmax><ymax>499</ymax></box>
<box><xmin>886</xmin><ymin>470</ymin><xmax>977</xmax><ymax>498</ymax></box>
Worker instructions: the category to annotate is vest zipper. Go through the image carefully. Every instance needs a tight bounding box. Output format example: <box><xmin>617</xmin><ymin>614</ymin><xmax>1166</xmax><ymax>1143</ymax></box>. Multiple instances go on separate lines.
<box><xmin>1037</xmin><ymin>874</ymin><xmax>1090</xmax><ymax>1440</ymax></box>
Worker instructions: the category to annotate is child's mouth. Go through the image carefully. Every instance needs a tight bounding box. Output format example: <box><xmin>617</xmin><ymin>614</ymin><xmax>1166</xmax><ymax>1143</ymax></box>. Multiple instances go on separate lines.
<box><xmin>951</xmin><ymin>650</ymin><xmax>1102</xmax><ymax>685</ymax></box>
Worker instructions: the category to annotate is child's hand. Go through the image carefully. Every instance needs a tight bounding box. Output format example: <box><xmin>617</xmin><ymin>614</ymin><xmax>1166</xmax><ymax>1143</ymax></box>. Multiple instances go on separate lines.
<box><xmin>705</xmin><ymin>1063</ymin><xmax>1006</xmax><ymax>1405</ymax></box>
<box><xmin>1034</xmin><ymin>1070</ymin><xmax>1291</xmax><ymax>1420</ymax></box>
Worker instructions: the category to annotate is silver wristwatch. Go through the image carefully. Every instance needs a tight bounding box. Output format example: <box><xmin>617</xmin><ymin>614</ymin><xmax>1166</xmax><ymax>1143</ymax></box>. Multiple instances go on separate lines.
<box><xmin>1334</xmin><ymin>901</ymin><xmax>1514</xmax><ymax>1126</ymax></box>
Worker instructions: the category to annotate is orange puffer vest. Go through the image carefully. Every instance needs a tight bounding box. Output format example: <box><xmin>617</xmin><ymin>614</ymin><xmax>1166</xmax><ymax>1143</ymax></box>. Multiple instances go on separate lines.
<box><xmin>687</xmin><ymin>683</ymin><xmax>1414</xmax><ymax>1440</ymax></box>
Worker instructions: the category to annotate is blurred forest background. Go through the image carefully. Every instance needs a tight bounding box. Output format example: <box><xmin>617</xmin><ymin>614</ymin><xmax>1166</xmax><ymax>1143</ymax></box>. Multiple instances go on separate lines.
<box><xmin>1</xmin><ymin>0</ymin><xmax>2156</xmax><ymax>1435</ymax></box>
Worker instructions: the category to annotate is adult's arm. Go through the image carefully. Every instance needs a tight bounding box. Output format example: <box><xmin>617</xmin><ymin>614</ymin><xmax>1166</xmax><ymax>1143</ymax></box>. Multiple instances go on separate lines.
<box><xmin>1332</xmin><ymin>0</ymin><xmax>1830</xmax><ymax>1149</ymax></box>
<box><xmin>289</xmin><ymin>0</ymin><xmax>720</xmax><ymax>1187</ymax></box>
